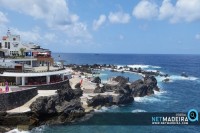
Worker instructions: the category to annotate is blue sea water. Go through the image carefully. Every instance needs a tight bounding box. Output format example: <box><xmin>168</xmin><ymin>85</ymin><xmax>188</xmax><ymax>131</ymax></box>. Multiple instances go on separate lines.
<box><xmin>19</xmin><ymin>54</ymin><xmax>200</xmax><ymax>133</ymax></box>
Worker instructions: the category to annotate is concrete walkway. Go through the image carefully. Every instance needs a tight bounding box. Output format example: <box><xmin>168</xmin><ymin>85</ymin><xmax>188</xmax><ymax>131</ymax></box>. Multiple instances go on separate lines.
<box><xmin>70</xmin><ymin>77</ymin><xmax>97</xmax><ymax>90</ymax></box>
<box><xmin>7</xmin><ymin>90</ymin><xmax>57</xmax><ymax>113</ymax></box>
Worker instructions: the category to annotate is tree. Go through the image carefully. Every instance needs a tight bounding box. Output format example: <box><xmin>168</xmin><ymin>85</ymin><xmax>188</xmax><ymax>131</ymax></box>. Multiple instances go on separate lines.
<box><xmin>20</xmin><ymin>48</ymin><xmax>26</xmax><ymax>56</ymax></box>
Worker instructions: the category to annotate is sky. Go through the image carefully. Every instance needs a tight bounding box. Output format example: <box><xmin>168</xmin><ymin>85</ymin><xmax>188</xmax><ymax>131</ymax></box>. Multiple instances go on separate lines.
<box><xmin>0</xmin><ymin>0</ymin><xmax>200</xmax><ymax>54</ymax></box>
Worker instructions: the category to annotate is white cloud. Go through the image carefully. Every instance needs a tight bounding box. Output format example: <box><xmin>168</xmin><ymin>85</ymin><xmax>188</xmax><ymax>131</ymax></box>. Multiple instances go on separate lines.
<box><xmin>2</xmin><ymin>27</ymin><xmax>57</xmax><ymax>46</ymax></box>
<box><xmin>0</xmin><ymin>11</ymin><xmax>9</xmax><ymax>24</ymax></box>
<box><xmin>93</xmin><ymin>14</ymin><xmax>106</xmax><ymax>30</ymax></box>
<box><xmin>0</xmin><ymin>0</ymin><xmax>74</xmax><ymax>26</ymax></box>
<box><xmin>0</xmin><ymin>0</ymin><xmax>92</xmax><ymax>44</ymax></box>
<box><xmin>132</xmin><ymin>0</ymin><xmax>159</xmax><ymax>20</ymax></box>
<box><xmin>159</xmin><ymin>0</ymin><xmax>175</xmax><ymax>20</ymax></box>
<box><xmin>170</xmin><ymin>0</ymin><xmax>200</xmax><ymax>23</ymax></box>
<box><xmin>55</xmin><ymin>22</ymin><xmax>92</xmax><ymax>40</ymax></box>
<box><xmin>133</xmin><ymin>0</ymin><xmax>200</xmax><ymax>23</ymax></box>
<box><xmin>108</xmin><ymin>11</ymin><xmax>130</xmax><ymax>24</ymax></box>
<box><xmin>195</xmin><ymin>34</ymin><xmax>200</xmax><ymax>40</ymax></box>
<box><xmin>12</xmin><ymin>27</ymin><xmax>41</xmax><ymax>43</ymax></box>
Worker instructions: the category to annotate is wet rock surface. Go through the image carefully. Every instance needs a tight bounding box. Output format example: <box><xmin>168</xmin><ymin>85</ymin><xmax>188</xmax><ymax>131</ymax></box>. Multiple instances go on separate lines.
<box><xmin>130</xmin><ymin>76</ymin><xmax>160</xmax><ymax>97</ymax></box>
<box><xmin>91</xmin><ymin>76</ymin><xmax>101</xmax><ymax>84</ymax></box>
<box><xmin>29</xmin><ymin>80</ymin><xmax>84</xmax><ymax>125</ymax></box>
<box><xmin>87</xmin><ymin>95</ymin><xmax>112</xmax><ymax>107</ymax></box>
<box><xmin>94</xmin><ymin>84</ymin><xmax>105</xmax><ymax>93</ymax></box>
<box><xmin>112</xmin><ymin>76</ymin><xmax>129</xmax><ymax>84</ymax></box>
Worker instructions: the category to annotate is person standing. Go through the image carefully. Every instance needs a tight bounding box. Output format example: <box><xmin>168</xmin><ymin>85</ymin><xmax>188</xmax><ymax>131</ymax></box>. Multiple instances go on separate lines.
<box><xmin>5</xmin><ymin>81</ymin><xmax>9</xmax><ymax>92</ymax></box>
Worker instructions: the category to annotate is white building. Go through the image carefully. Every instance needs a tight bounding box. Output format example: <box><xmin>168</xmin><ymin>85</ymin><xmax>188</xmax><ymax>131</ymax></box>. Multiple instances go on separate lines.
<box><xmin>0</xmin><ymin>30</ymin><xmax>24</xmax><ymax>56</ymax></box>
<box><xmin>0</xmin><ymin>30</ymin><xmax>71</xmax><ymax>87</ymax></box>
<box><xmin>0</xmin><ymin>30</ymin><xmax>50</xmax><ymax>57</ymax></box>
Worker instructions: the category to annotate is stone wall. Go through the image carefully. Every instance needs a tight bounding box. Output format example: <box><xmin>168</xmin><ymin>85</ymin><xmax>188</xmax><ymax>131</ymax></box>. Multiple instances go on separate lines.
<box><xmin>21</xmin><ymin>80</ymin><xmax>69</xmax><ymax>90</ymax></box>
<box><xmin>0</xmin><ymin>87</ymin><xmax>37</xmax><ymax>111</ymax></box>
<box><xmin>37</xmin><ymin>80</ymin><xmax>68</xmax><ymax>90</ymax></box>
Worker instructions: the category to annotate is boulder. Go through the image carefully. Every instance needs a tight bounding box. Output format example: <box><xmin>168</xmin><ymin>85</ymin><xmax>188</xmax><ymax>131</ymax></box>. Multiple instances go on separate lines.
<box><xmin>153</xmin><ymin>86</ymin><xmax>160</xmax><ymax>91</ymax></box>
<box><xmin>74</xmin><ymin>82</ymin><xmax>81</xmax><ymax>89</ymax></box>
<box><xmin>132</xmin><ymin>84</ymin><xmax>154</xmax><ymax>97</ymax></box>
<box><xmin>113</xmin><ymin>83</ymin><xmax>134</xmax><ymax>104</ymax></box>
<box><xmin>112</xmin><ymin>76</ymin><xmax>129</xmax><ymax>84</ymax></box>
<box><xmin>0</xmin><ymin>112</ymin><xmax>34</xmax><ymax>132</ymax></box>
<box><xmin>144</xmin><ymin>76</ymin><xmax>157</xmax><ymax>87</ymax></box>
<box><xmin>114</xmin><ymin>84</ymin><xmax>132</xmax><ymax>95</ymax></box>
<box><xmin>73</xmin><ymin>88</ymin><xmax>83</xmax><ymax>98</ymax></box>
<box><xmin>87</xmin><ymin>95</ymin><xmax>112</xmax><ymax>107</ymax></box>
<box><xmin>94</xmin><ymin>84</ymin><xmax>105</xmax><ymax>93</ymax></box>
<box><xmin>110</xmin><ymin>69</ymin><xmax>117</xmax><ymax>72</ymax></box>
<box><xmin>44</xmin><ymin>99</ymin><xmax>85</xmax><ymax>124</ymax></box>
<box><xmin>30</xmin><ymin>95</ymin><xmax>61</xmax><ymax>115</ymax></box>
<box><xmin>162</xmin><ymin>78</ymin><xmax>170</xmax><ymax>82</ymax></box>
<box><xmin>181</xmin><ymin>72</ymin><xmax>188</xmax><ymax>77</ymax></box>
<box><xmin>130</xmin><ymin>77</ymin><xmax>158</xmax><ymax>97</ymax></box>
<box><xmin>129</xmin><ymin>79</ymin><xmax>143</xmax><ymax>88</ymax></box>
<box><xmin>30</xmin><ymin>96</ymin><xmax>51</xmax><ymax>114</ymax></box>
<box><xmin>103</xmin><ymin>84</ymin><xmax>116</xmax><ymax>92</ymax></box>
<box><xmin>30</xmin><ymin>81</ymin><xmax>83</xmax><ymax>117</ymax></box>
<box><xmin>91</xmin><ymin>77</ymin><xmax>101</xmax><ymax>84</ymax></box>
<box><xmin>55</xmin><ymin>99</ymin><xmax>83</xmax><ymax>113</ymax></box>
<box><xmin>57</xmin><ymin>87</ymin><xmax>75</xmax><ymax>101</ymax></box>
<box><xmin>112</xmin><ymin>94</ymin><xmax>134</xmax><ymax>104</ymax></box>
<box><xmin>144</xmin><ymin>76</ymin><xmax>160</xmax><ymax>92</ymax></box>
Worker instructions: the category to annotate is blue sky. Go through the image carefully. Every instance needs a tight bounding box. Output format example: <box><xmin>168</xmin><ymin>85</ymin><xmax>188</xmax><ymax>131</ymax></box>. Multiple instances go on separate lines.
<box><xmin>0</xmin><ymin>0</ymin><xmax>200</xmax><ymax>54</ymax></box>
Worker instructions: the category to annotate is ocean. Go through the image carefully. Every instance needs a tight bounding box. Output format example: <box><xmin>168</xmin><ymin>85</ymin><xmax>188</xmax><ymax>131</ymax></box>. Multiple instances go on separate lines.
<box><xmin>11</xmin><ymin>53</ymin><xmax>200</xmax><ymax>133</ymax></box>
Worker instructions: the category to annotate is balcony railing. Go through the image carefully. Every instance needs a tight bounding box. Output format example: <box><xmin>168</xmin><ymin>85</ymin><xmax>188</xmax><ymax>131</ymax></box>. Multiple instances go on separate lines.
<box><xmin>0</xmin><ymin>67</ymin><xmax>65</xmax><ymax>73</ymax></box>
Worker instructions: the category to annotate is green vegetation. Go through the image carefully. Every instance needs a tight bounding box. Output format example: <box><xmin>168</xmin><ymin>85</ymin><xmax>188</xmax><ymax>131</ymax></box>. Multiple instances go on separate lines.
<box><xmin>20</xmin><ymin>48</ymin><xmax>26</xmax><ymax>56</ymax></box>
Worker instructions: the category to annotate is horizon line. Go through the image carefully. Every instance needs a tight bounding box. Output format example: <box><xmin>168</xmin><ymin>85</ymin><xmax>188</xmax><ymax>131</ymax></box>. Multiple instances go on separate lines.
<box><xmin>51</xmin><ymin>52</ymin><xmax>200</xmax><ymax>55</ymax></box>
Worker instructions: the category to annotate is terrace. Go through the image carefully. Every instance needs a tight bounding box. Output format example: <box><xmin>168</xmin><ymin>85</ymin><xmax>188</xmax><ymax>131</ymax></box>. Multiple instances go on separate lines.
<box><xmin>0</xmin><ymin>68</ymin><xmax>71</xmax><ymax>87</ymax></box>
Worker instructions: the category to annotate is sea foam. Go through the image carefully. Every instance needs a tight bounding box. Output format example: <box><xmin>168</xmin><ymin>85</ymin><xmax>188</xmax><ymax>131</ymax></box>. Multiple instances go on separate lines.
<box><xmin>134</xmin><ymin>96</ymin><xmax>161</xmax><ymax>103</ymax></box>
<box><xmin>156</xmin><ymin>75</ymin><xmax>198</xmax><ymax>83</ymax></box>
<box><xmin>132</xmin><ymin>109</ymin><xmax>147</xmax><ymax>113</ymax></box>
<box><xmin>94</xmin><ymin>105</ymin><xmax>119</xmax><ymax>112</ymax></box>
<box><xmin>127</xmin><ymin>64</ymin><xmax>161</xmax><ymax>69</ymax></box>
<box><xmin>169</xmin><ymin>75</ymin><xmax>198</xmax><ymax>81</ymax></box>
<box><xmin>134</xmin><ymin>90</ymin><xmax>167</xmax><ymax>104</ymax></box>
<box><xmin>6</xmin><ymin>129</ymin><xmax>30</xmax><ymax>133</ymax></box>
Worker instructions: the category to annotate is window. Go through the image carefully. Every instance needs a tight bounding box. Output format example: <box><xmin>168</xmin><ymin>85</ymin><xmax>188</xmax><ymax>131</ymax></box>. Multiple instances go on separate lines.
<box><xmin>8</xmin><ymin>42</ymin><xmax>10</xmax><ymax>49</ymax></box>
<box><xmin>5</xmin><ymin>42</ymin><xmax>7</xmax><ymax>48</ymax></box>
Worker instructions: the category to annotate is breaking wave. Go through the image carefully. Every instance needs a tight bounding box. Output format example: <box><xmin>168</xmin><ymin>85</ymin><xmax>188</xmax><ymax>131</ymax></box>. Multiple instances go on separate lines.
<box><xmin>94</xmin><ymin>105</ymin><xmax>119</xmax><ymax>112</ymax></box>
<box><xmin>6</xmin><ymin>129</ymin><xmax>30</xmax><ymax>133</ymax></box>
<box><xmin>132</xmin><ymin>109</ymin><xmax>147</xmax><ymax>113</ymax></box>
<box><xmin>134</xmin><ymin>90</ymin><xmax>167</xmax><ymax>104</ymax></box>
<box><xmin>156</xmin><ymin>75</ymin><xmax>198</xmax><ymax>83</ymax></box>
<box><xmin>127</xmin><ymin>64</ymin><xmax>161</xmax><ymax>69</ymax></box>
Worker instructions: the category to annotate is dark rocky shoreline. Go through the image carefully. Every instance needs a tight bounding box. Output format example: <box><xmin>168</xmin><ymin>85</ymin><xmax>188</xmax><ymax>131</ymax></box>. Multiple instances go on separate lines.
<box><xmin>0</xmin><ymin>80</ymin><xmax>85</xmax><ymax>132</ymax></box>
<box><xmin>0</xmin><ymin>64</ymin><xmax>163</xmax><ymax>132</ymax></box>
<box><xmin>66</xmin><ymin>64</ymin><xmax>169</xmax><ymax>77</ymax></box>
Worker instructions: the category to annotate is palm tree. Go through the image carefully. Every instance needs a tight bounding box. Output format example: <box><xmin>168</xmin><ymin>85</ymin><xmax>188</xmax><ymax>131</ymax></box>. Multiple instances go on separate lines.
<box><xmin>20</xmin><ymin>48</ymin><xmax>26</xmax><ymax>56</ymax></box>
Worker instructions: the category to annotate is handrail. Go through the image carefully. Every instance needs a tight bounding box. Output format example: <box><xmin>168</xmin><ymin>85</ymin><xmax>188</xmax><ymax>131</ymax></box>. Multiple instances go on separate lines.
<box><xmin>0</xmin><ymin>68</ymin><xmax>66</xmax><ymax>73</ymax></box>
